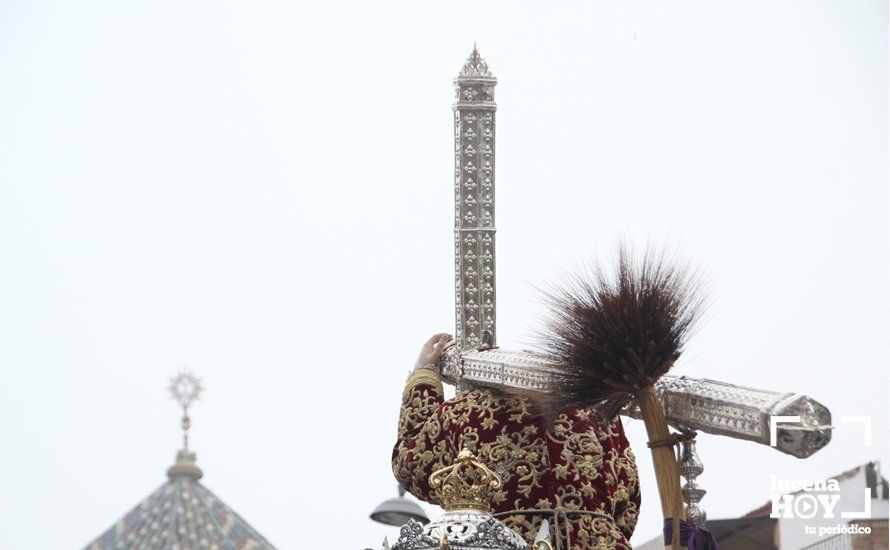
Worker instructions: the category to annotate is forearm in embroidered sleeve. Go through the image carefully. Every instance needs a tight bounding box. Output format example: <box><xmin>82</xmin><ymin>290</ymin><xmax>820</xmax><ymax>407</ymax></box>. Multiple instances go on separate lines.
<box><xmin>391</xmin><ymin>370</ymin><xmax>450</xmax><ymax>504</ymax></box>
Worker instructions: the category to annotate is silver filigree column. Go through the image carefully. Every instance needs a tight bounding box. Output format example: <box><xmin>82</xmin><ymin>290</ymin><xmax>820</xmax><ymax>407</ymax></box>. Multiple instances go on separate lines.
<box><xmin>454</xmin><ymin>47</ymin><xmax>497</xmax><ymax>352</ymax></box>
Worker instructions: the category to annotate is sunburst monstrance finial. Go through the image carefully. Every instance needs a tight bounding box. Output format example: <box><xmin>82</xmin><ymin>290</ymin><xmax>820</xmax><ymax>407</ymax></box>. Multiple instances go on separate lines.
<box><xmin>168</xmin><ymin>370</ymin><xmax>203</xmax><ymax>451</ymax></box>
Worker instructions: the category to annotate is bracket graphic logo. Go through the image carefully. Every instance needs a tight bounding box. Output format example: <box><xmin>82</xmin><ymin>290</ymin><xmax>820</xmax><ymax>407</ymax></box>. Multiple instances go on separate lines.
<box><xmin>769</xmin><ymin>415</ymin><xmax>874</xmax><ymax>522</ymax></box>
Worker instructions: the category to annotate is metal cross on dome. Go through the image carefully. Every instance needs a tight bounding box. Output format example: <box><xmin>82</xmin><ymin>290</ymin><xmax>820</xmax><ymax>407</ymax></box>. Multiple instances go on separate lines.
<box><xmin>168</xmin><ymin>370</ymin><xmax>203</xmax><ymax>451</ymax></box>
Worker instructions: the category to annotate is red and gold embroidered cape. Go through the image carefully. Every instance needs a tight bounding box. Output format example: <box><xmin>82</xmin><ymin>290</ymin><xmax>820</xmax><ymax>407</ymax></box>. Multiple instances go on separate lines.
<box><xmin>392</xmin><ymin>369</ymin><xmax>641</xmax><ymax>549</ymax></box>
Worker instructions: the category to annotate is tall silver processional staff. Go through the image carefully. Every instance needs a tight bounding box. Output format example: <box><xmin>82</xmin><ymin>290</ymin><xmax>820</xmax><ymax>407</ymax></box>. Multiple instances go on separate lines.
<box><xmin>437</xmin><ymin>46</ymin><xmax>833</xmax><ymax>529</ymax></box>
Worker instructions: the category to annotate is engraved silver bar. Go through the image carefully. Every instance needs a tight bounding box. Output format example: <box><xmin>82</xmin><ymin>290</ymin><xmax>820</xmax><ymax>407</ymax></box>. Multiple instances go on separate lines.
<box><xmin>438</xmin><ymin>347</ymin><xmax>832</xmax><ymax>459</ymax></box>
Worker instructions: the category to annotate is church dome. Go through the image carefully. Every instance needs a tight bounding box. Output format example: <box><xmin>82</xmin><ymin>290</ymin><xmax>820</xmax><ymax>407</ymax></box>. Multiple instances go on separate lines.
<box><xmin>86</xmin><ymin>371</ymin><xmax>275</xmax><ymax>550</ymax></box>
<box><xmin>86</xmin><ymin>450</ymin><xmax>274</xmax><ymax>550</ymax></box>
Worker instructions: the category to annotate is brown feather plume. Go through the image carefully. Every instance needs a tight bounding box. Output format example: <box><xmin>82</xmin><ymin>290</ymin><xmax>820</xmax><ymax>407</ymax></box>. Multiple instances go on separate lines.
<box><xmin>534</xmin><ymin>245</ymin><xmax>707</xmax><ymax>419</ymax></box>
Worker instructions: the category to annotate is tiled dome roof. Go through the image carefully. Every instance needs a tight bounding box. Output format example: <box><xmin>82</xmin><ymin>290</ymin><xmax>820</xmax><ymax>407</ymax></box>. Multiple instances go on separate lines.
<box><xmin>86</xmin><ymin>450</ymin><xmax>274</xmax><ymax>550</ymax></box>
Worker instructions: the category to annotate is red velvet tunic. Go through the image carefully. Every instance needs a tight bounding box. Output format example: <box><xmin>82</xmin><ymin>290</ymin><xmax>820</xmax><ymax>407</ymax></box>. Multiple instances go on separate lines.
<box><xmin>392</xmin><ymin>369</ymin><xmax>641</xmax><ymax>549</ymax></box>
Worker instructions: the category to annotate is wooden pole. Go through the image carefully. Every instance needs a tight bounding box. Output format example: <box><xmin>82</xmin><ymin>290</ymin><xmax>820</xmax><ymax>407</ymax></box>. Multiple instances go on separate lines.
<box><xmin>637</xmin><ymin>387</ymin><xmax>686</xmax><ymax>523</ymax></box>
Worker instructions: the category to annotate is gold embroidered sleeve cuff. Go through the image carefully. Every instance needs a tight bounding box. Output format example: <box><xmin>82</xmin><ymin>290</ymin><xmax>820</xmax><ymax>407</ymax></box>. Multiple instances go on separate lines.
<box><xmin>404</xmin><ymin>368</ymin><xmax>443</xmax><ymax>397</ymax></box>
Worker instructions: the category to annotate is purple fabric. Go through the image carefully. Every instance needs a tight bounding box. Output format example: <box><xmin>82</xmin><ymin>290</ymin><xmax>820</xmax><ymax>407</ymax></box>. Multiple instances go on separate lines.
<box><xmin>663</xmin><ymin>519</ymin><xmax>719</xmax><ymax>549</ymax></box>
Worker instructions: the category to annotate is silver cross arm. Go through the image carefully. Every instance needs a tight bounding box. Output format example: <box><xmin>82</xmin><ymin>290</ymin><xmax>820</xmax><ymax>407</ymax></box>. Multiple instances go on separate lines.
<box><xmin>438</xmin><ymin>346</ymin><xmax>831</xmax><ymax>459</ymax></box>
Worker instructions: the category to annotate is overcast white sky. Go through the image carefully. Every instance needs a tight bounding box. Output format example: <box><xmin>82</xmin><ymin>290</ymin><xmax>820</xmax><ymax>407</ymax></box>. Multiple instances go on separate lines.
<box><xmin>0</xmin><ymin>1</ymin><xmax>886</xmax><ymax>548</ymax></box>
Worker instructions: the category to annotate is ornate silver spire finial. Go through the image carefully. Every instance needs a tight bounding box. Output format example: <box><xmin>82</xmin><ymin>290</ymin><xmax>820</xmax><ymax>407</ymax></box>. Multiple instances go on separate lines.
<box><xmin>168</xmin><ymin>370</ymin><xmax>203</xmax><ymax>452</ymax></box>
<box><xmin>459</xmin><ymin>45</ymin><xmax>492</xmax><ymax>78</ymax></box>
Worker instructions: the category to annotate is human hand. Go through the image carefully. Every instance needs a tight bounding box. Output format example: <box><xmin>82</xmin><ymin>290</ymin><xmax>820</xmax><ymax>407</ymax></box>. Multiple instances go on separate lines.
<box><xmin>415</xmin><ymin>333</ymin><xmax>453</xmax><ymax>370</ymax></box>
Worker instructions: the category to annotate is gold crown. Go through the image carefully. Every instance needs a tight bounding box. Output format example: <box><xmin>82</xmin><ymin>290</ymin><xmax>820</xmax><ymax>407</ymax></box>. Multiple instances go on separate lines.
<box><xmin>428</xmin><ymin>449</ymin><xmax>502</xmax><ymax>512</ymax></box>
